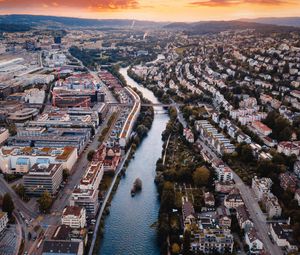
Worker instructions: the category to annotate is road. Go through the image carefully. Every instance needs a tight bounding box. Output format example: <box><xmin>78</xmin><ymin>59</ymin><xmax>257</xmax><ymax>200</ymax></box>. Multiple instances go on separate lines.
<box><xmin>0</xmin><ymin>177</ymin><xmax>37</xmax><ymax>220</ymax></box>
<box><xmin>197</xmin><ymin>138</ymin><xmax>283</xmax><ymax>255</ymax></box>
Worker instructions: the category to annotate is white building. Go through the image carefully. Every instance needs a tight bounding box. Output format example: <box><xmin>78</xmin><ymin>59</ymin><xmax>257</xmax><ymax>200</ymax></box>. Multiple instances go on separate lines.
<box><xmin>245</xmin><ymin>228</ymin><xmax>264</xmax><ymax>254</ymax></box>
<box><xmin>0</xmin><ymin>128</ymin><xmax>9</xmax><ymax>144</ymax></box>
<box><xmin>252</xmin><ymin>176</ymin><xmax>272</xmax><ymax>201</ymax></box>
<box><xmin>61</xmin><ymin>206</ymin><xmax>86</xmax><ymax>229</ymax></box>
<box><xmin>0</xmin><ymin>146</ymin><xmax>78</xmax><ymax>174</ymax></box>
<box><xmin>0</xmin><ymin>212</ymin><xmax>8</xmax><ymax>232</ymax></box>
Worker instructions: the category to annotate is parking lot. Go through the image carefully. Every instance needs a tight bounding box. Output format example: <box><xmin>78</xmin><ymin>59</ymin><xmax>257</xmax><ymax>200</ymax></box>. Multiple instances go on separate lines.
<box><xmin>0</xmin><ymin>225</ymin><xmax>18</xmax><ymax>255</ymax></box>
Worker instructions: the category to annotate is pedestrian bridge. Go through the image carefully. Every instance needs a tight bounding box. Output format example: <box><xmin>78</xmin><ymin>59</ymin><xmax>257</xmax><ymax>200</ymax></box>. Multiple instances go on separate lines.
<box><xmin>108</xmin><ymin>102</ymin><xmax>184</xmax><ymax>107</ymax></box>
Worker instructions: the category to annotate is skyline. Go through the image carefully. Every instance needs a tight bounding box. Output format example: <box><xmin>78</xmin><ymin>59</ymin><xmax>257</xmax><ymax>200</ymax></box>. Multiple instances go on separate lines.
<box><xmin>0</xmin><ymin>0</ymin><xmax>300</xmax><ymax>22</ymax></box>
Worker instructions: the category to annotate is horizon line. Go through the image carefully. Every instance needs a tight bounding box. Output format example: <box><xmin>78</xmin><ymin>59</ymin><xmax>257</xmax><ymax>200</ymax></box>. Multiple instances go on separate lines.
<box><xmin>1</xmin><ymin>13</ymin><xmax>300</xmax><ymax>24</ymax></box>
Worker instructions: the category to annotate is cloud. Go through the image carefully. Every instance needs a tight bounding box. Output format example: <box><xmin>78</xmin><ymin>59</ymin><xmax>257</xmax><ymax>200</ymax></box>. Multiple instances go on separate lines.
<box><xmin>190</xmin><ymin>0</ymin><xmax>291</xmax><ymax>7</ymax></box>
<box><xmin>0</xmin><ymin>0</ymin><xmax>140</xmax><ymax>11</ymax></box>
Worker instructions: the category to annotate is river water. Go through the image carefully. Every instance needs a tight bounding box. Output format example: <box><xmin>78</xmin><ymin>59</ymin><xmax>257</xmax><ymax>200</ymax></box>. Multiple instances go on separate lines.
<box><xmin>98</xmin><ymin>66</ymin><xmax>169</xmax><ymax>255</ymax></box>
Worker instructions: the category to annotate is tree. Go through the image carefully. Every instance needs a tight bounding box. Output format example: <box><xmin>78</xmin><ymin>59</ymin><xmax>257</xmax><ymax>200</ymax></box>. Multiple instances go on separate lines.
<box><xmin>237</xmin><ymin>144</ymin><xmax>254</xmax><ymax>163</ymax></box>
<box><xmin>171</xmin><ymin>243</ymin><xmax>180</xmax><ymax>254</ymax></box>
<box><xmin>37</xmin><ymin>191</ymin><xmax>53</xmax><ymax>213</ymax></box>
<box><xmin>136</xmin><ymin>124</ymin><xmax>149</xmax><ymax>139</ymax></box>
<box><xmin>62</xmin><ymin>169</ymin><xmax>70</xmax><ymax>182</ymax></box>
<box><xmin>13</xmin><ymin>184</ymin><xmax>27</xmax><ymax>201</ymax></box>
<box><xmin>160</xmin><ymin>182</ymin><xmax>175</xmax><ymax>213</ymax></box>
<box><xmin>87</xmin><ymin>150</ymin><xmax>95</xmax><ymax>162</ymax></box>
<box><xmin>2</xmin><ymin>193</ymin><xmax>14</xmax><ymax>218</ymax></box>
<box><xmin>182</xmin><ymin>230</ymin><xmax>191</xmax><ymax>255</ymax></box>
<box><xmin>193</xmin><ymin>166</ymin><xmax>210</xmax><ymax>187</ymax></box>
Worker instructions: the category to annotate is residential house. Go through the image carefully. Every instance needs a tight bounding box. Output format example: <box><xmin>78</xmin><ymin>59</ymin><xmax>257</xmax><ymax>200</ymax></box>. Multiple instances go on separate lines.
<box><xmin>245</xmin><ymin>227</ymin><xmax>264</xmax><ymax>254</ymax></box>
<box><xmin>204</xmin><ymin>192</ymin><xmax>215</xmax><ymax>207</ymax></box>
<box><xmin>252</xmin><ymin>176</ymin><xmax>272</xmax><ymax>201</ymax></box>
<box><xmin>224</xmin><ymin>188</ymin><xmax>244</xmax><ymax>209</ymax></box>
<box><xmin>294</xmin><ymin>189</ymin><xmax>300</xmax><ymax>206</ymax></box>
<box><xmin>236</xmin><ymin>205</ymin><xmax>253</xmax><ymax>231</ymax></box>
<box><xmin>270</xmin><ymin>223</ymin><xmax>298</xmax><ymax>253</ymax></box>
<box><xmin>279</xmin><ymin>172</ymin><xmax>298</xmax><ymax>193</ymax></box>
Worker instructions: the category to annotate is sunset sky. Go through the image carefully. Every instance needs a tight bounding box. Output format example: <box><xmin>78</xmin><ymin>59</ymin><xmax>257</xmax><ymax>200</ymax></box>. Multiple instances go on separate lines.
<box><xmin>0</xmin><ymin>0</ymin><xmax>300</xmax><ymax>22</ymax></box>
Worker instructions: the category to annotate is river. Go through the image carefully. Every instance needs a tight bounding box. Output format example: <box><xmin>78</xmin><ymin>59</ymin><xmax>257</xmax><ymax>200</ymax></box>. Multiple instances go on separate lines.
<box><xmin>98</xmin><ymin>66</ymin><xmax>169</xmax><ymax>255</ymax></box>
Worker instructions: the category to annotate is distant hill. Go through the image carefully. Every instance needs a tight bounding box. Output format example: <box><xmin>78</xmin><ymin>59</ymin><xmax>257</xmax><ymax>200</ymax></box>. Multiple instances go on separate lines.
<box><xmin>0</xmin><ymin>23</ymin><xmax>31</xmax><ymax>33</ymax></box>
<box><xmin>0</xmin><ymin>14</ymin><xmax>164</xmax><ymax>29</ymax></box>
<box><xmin>240</xmin><ymin>17</ymin><xmax>300</xmax><ymax>27</ymax></box>
<box><xmin>164</xmin><ymin>20</ymin><xmax>300</xmax><ymax>34</ymax></box>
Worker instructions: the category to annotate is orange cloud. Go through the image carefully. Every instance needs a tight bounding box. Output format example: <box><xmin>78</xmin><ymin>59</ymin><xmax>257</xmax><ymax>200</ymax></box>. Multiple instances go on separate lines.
<box><xmin>0</xmin><ymin>0</ymin><xmax>140</xmax><ymax>11</ymax></box>
<box><xmin>190</xmin><ymin>0</ymin><xmax>290</xmax><ymax>7</ymax></box>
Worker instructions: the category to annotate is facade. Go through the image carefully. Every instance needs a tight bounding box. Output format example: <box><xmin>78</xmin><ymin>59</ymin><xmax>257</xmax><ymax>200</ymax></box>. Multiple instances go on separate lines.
<box><xmin>236</xmin><ymin>205</ymin><xmax>253</xmax><ymax>231</ymax></box>
<box><xmin>42</xmin><ymin>240</ymin><xmax>84</xmax><ymax>255</ymax></box>
<box><xmin>196</xmin><ymin>120</ymin><xmax>235</xmax><ymax>155</ymax></box>
<box><xmin>70</xmin><ymin>162</ymin><xmax>104</xmax><ymax>218</ymax></box>
<box><xmin>279</xmin><ymin>172</ymin><xmax>298</xmax><ymax>192</ymax></box>
<box><xmin>216</xmin><ymin>207</ymin><xmax>231</xmax><ymax>228</ymax></box>
<box><xmin>0</xmin><ymin>212</ymin><xmax>8</xmax><ymax>233</ymax></box>
<box><xmin>190</xmin><ymin>228</ymin><xmax>234</xmax><ymax>254</ymax></box>
<box><xmin>270</xmin><ymin>223</ymin><xmax>298</xmax><ymax>252</ymax></box>
<box><xmin>9</xmin><ymin>127</ymin><xmax>91</xmax><ymax>154</ymax></box>
<box><xmin>250</xmin><ymin>121</ymin><xmax>272</xmax><ymax>136</ymax></box>
<box><xmin>0</xmin><ymin>128</ymin><xmax>9</xmax><ymax>144</ymax></box>
<box><xmin>23</xmin><ymin>163</ymin><xmax>63</xmax><ymax>196</ymax></box>
<box><xmin>294</xmin><ymin>161</ymin><xmax>300</xmax><ymax>178</ymax></box>
<box><xmin>8</xmin><ymin>107</ymin><xmax>39</xmax><ymax>123</ymax></box>
<box><xmin>224</xmin><ymin>189</ymin><xmax>244</xmax><ymax>209</ymax></box>
<box><xmin>70</xmin><ymin>189</ymin><xmax>99</xmax><ymax>219</ymax></box>
<box><xmin>245</xmin><ymin>228</ymin><xmax>264</xmax><ymax>254</ymax></box>
<box><xmin>263</xmin><ymin>193</ymin><xmax>282</xmax><ymax>218</ymax></box>
<box><xmin>61</xmin><ymin>206</ymin><xmax>86</xmax><ymax>229</ymax></box>
<box><xmin>204</xmin><ymin>192</ymin><xmax>215</xmax><ymax>207</ymax></box>
<box><xmin>252</xmin><ymin>176</ymin><xmax>272</xmax><ymax>201</ymax></box>
<box><xmin>183</xmin><ymin>128</ymin><xmax>195</xmax><ymax>143</ymax></box>
<box><xmin>277</xmin><ymin>141</ymin><xmax>300</xmax><ymax>156</ymax></box>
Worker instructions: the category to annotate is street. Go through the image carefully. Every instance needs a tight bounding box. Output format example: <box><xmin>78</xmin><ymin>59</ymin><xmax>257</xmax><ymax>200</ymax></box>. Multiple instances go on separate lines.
<box><xmin>197</xmin><ymin>138</ymin><xmax>283</xmax><ymax>255</ymax></box>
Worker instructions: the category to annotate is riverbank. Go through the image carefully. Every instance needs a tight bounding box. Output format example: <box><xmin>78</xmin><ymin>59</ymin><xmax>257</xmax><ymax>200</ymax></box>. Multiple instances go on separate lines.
<box><xmin>98</xmin><ymin>66</ymin><xmax>169</xmax><ymax>255</ymax></box>
<box><xmin>90</xmin><ymin>93</ymin><xmax>155</xmax><ymax>255</ymax></box>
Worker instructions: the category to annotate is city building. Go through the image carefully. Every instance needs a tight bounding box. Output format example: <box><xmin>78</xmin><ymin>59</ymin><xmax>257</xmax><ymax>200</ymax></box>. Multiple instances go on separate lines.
<box><xmin>279</xmin><ymin>172</ymin><xmax>298</xmax><ymax>192</ymax></box>
<box><xmin>250</xmin><ymin>121</ymin><xmax>272</xmax><ymax>136</ymax></box>
<box><xmin>245</xmin><ymin>228</ymin><xmax>264</xmax><ymax>254</ymax></box>
<box><xmin>277</xmin><ymin>141</ymin><xmax>300</xmax><ymax>157</ymax></box>
<box><xmin>0</xmin><ymin>146</ymin><xmax>77</xmax><ymax>174</ymax></box>
<box><xmin>61</xmin><ymin>206</ymin><xmax>86</xmax><ymax>229</ymax></box>
<box><xmin>236</xmin><ymin>205</ymin><xmax>253</xmax><ymax>231</ymax></box>
<box><xmin>23</xmin><ymin>163</ymin><xmax>63</xmax><ymax>196</ymax></box>
<box><xmin>216</xmin><ymin>207</ymin><xmax>231</xmax><ymax>228</ymax></box>
<box><xmin>262</xmin><ymin>193</ymin><xmax>282</xmax><ymax>218</ymax></box>
<box><xmin>9</xmin><ymin>127</ymin><xmax>91</xmax><ymax>154</ymax></box>
<box><xmin>224</xmin><ymin>188</ymin><xmax>244</xmax><ymax>209</ymax></box>
<box><xmin>0</xmin><ymin>128</ymin><xmax>9</xmax><ymax>144</ymax></box>
<box><xmin>190</xmin><ymin>228</ymin><xmax>234</xmax><ymax>254</ymax></box>
<box><xmin>70</xmin><ymin>162</ymin><xmax>104</xmax><ymax>218</ymax></box>
<box><xmin>42</xmin><ymin>240</ymin><xmax>84</xmax><ymax>255</ymax></box>
<box><xmin>294</xmin><ymin>189</ymin><xmax>300</xmax><ymax>206</ymax></box>
<box><xmin>0</xmin><ymin>212</ymin><xmax>8</xmax><ymax>233</ymax></box>
<box><xmin>270</xmin><ymin>223</ymin><xmax>298</xmax><ymax>253</ymax></box>
<box><xmin>204</xmin><ymin>192</ymin><xmax>215</xmax><ymax>207</ymax></box>
<box><xmin>252</xmin><ymin>176</ymin><xmax>272</xmax><ymax>201</ymax></box>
